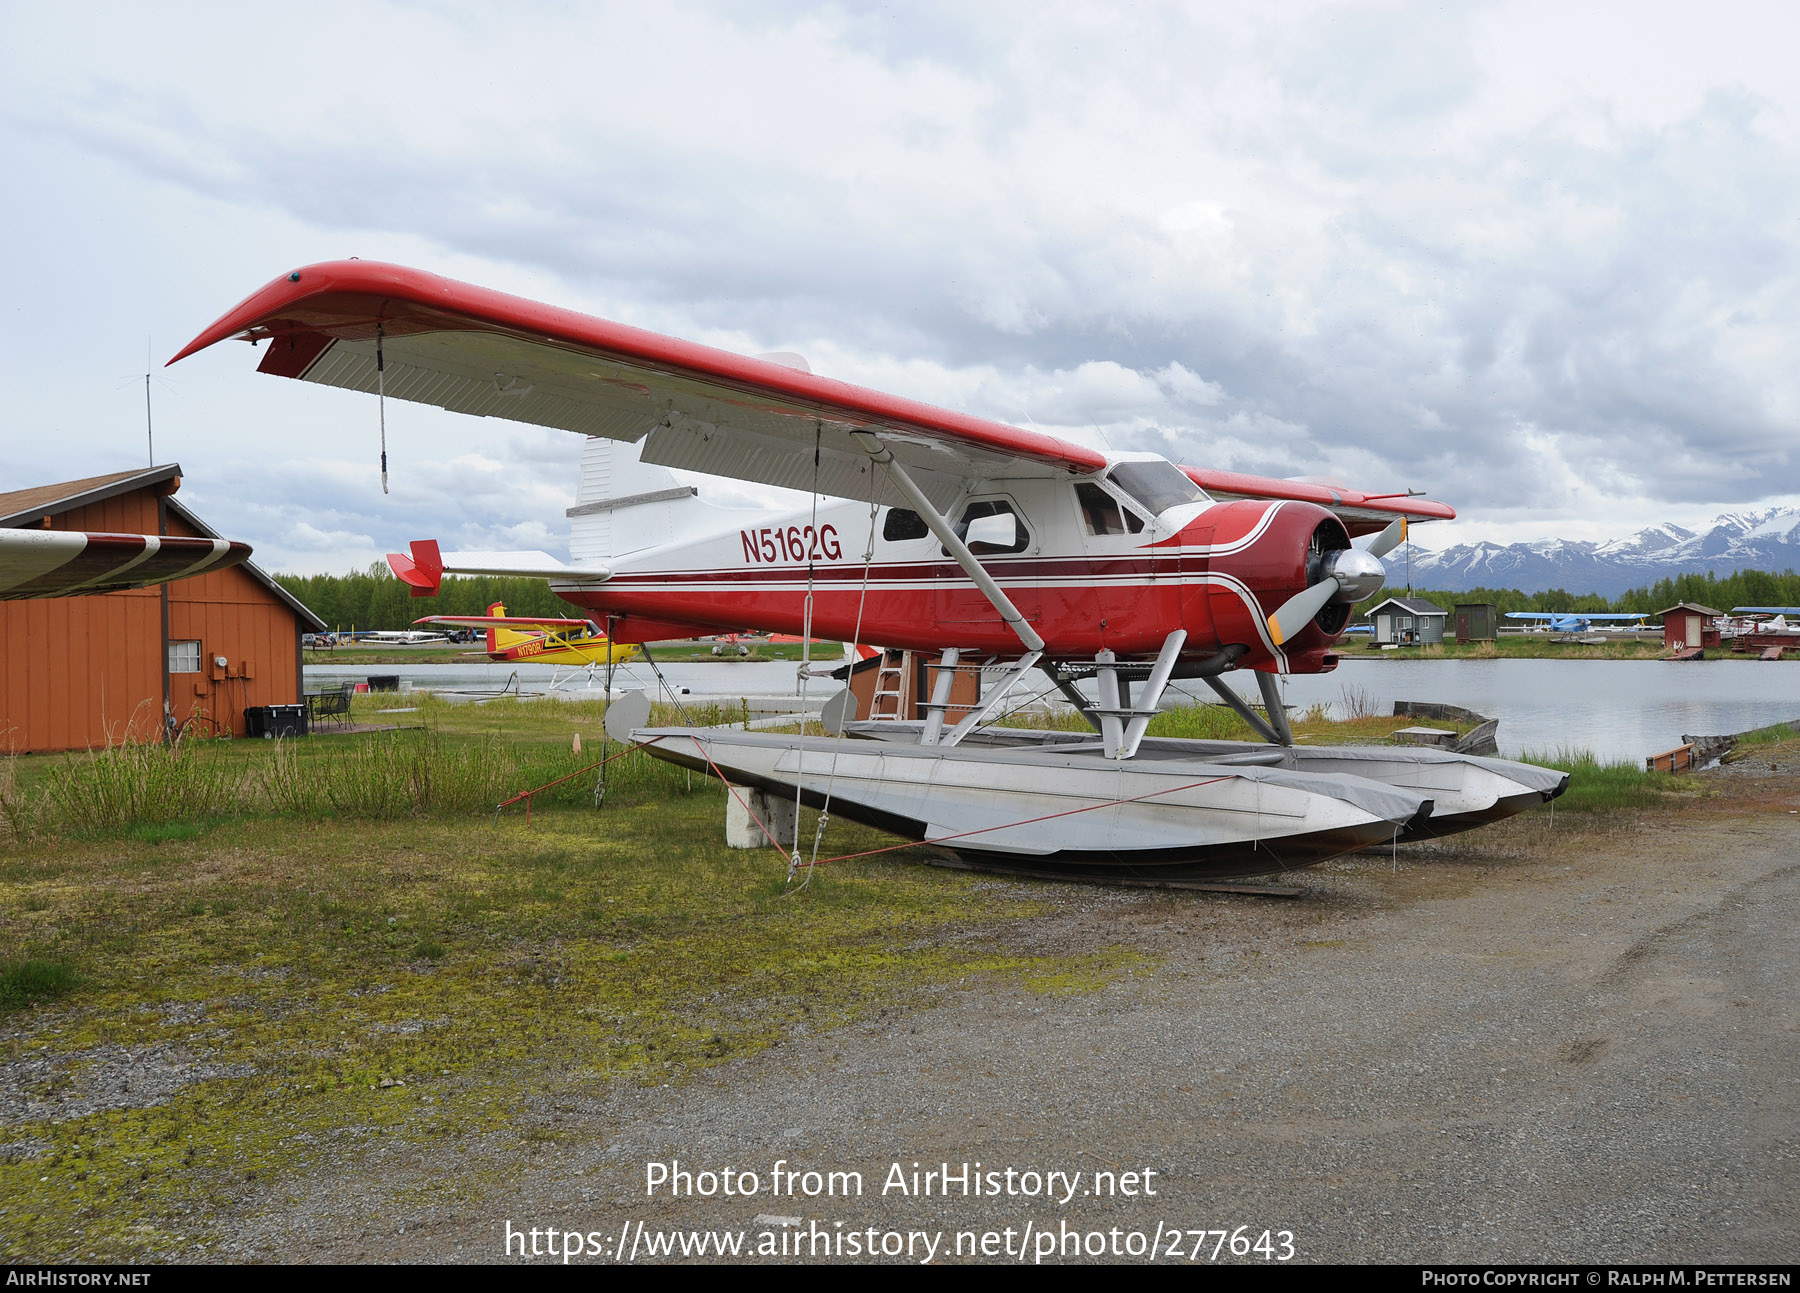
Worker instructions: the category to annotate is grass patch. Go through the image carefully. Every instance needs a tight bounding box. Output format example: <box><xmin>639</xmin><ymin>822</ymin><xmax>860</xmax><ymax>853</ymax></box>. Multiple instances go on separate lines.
<box><xmin>0</xmin><ymin>956</ymin><xmax>77</xmax><ymax>1012</ymax></box>
<box><xmin>1736</xmin><ymin>720</ymin><xmax>1800</xmax><ymax>747</ymax></box>
<box><xmin>1520</xmin><ymin>751</ymin><xmax>1685</xmax><ymax>814</ymax></box>
<box><xmin>1356</xmin><ymin>636</ymin><xmax>1671</xmax><ymax>661</ymax></box>
<box><xmin>0</xmin><ymin>694</ymin><xmax>742</xmax><ymax>843</ymax></box>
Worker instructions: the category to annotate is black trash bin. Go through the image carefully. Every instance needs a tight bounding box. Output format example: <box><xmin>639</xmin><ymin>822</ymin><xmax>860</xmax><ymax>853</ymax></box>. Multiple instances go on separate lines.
<box><xmin>366</xmin><ymin>675</ymin><xmax>401</xmax><ymax>693</ymax></box>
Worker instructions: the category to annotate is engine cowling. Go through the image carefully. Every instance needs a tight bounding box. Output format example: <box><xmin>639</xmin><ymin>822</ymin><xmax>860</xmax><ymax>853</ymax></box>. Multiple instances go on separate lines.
<box><xmin>1191</xmin><ymin>500</ymin><xmax>1374</xmax><ymax>670</ymax></box>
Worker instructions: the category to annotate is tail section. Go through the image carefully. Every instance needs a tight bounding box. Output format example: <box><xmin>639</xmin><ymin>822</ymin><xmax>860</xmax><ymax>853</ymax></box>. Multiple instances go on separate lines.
<box><xmin>483</xmin><ymin>600</ymin><xmax>543</xmax><ymax>655</ymax></box>
<box><xmin>568</xmin><ymin>437</ymin><xmax>752</xmax><ymax>563</ymax></box>
<box><xmin>387</xmin><ymin>538</ymin><xmax>444</xmax><ymax>596</ymax></box>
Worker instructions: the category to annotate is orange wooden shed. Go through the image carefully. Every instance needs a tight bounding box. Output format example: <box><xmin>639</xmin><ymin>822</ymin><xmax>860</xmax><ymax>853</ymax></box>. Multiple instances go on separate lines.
<box><xmin>0</xmin><ymin>464</ymin><xmax>325</xmax><ymax>753</ymax></box>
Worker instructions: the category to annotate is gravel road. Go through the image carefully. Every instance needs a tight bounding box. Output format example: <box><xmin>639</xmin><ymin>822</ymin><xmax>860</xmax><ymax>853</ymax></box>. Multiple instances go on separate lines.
<box><xmin>214</xmin><ymin>757</ymin><xmax>1800</xmax><ymax>1264</ymax></box>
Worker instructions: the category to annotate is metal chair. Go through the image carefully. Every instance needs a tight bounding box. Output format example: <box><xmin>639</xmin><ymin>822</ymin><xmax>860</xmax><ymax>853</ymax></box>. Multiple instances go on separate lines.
<box><xmin>306</xmin><ymin>681</ymin><xmax>354</xmax><ymax>730</ymax></box>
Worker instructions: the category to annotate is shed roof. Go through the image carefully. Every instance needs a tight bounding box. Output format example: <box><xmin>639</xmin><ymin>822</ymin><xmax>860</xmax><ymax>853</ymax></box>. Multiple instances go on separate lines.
<box><xmin>1367</xmin><ymin>596</ymin><xmax>1447</xmax><ymax>616</ymax></box>
<box><xmin>0</xmin><ymin>463</ymin><xmax>324</xmax><ymax>631</ymax></box>
<box><xmin>0</xmin><ymin>464</ymin><xmax>181</xmax><ymax>528</ymax></box>
<box><xmin>1655</xmin><ymin>602</ymin><xmax>1723</xmax><ymax>618</ymax></box>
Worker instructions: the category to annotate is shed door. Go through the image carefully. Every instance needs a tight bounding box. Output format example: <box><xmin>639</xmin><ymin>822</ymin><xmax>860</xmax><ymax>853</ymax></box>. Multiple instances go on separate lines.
<box><xmin>1686</xmin><ymin>614</ymin><xmax>1703</xmax><ymax>644</ymax></box>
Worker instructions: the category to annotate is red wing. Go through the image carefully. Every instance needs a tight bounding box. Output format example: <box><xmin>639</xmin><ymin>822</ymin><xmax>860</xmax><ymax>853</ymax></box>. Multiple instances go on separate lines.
<box><xmin>171</xmin><ymin>261</ymin><xmax>1107</xmax><ymax>511</ymax></box>
<box><xmin>1185</xmin><ymin>469</ymin><xmax>1455</xmax><ymax>537</ymax></box>
<box><xmin>0</xmin><ymin>530</ymin><xmax>251</xmax><ymax>601</ymax></box>
<box><xmin>414</xmin><ymin>614</ymin><xmax>596</xmax><ymax>630</ymax></box>
<box><xmin>173</xmin><ymin>260</ymin><xmax>1454</xmax><ymax>526</ymax></box>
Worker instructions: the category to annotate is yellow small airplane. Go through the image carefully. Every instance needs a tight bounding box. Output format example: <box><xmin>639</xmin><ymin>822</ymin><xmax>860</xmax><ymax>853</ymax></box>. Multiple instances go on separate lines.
<box><xmin>416</xmin><ymin>602</ymin><xmax>639</xmax><ymax>668</ymax></box>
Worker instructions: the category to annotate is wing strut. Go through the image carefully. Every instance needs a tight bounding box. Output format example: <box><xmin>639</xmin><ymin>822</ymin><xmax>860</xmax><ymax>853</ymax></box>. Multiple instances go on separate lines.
<box><xmin>851</xmin><ymin>430</ymin><xmax>1046</xmax><ymax>654</ymax></box>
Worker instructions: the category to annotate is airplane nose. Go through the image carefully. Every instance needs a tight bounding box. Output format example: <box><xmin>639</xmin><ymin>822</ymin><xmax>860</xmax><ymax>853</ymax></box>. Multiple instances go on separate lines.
<box><xmin>1326</xmin><ymin>547</ymin><xmax>1386</xmax><ymax>603</ymax></box>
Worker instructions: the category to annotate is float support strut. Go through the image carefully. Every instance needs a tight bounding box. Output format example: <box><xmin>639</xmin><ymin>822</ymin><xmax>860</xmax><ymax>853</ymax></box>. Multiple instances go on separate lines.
<box><xmin>1202</xmin><ymin>673</ymin><xmax>1287</xmax><ymax>746</ymax></box>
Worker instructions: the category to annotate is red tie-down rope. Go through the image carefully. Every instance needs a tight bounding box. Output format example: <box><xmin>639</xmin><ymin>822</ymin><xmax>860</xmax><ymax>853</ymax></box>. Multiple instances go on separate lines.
<box><xmin>495</xmin><ymin>737</ymin><xmax>662</xmax><ymax>825</ymax></box>
<box><xmin>681</xmin><ymin>735</ymin><xmax>1237</xmax><ymax>870</ymax></box>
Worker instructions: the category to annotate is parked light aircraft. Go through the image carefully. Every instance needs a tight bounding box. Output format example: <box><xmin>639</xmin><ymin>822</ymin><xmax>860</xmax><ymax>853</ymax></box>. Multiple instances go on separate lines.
<box><xmin>356</xmin><ymin>629</ymin><xmax>448</xmax><ymax>645</ymax></box>
<box><xmin>1505</xmin><ymin>612</ymin><xmax>1652</xmax><ymax>633</ymax></box>
<box><xmin>415</xmin><ymin>600</ymin><xmax>639</xmax><ymax>667</ymax></box>
<box><xmin>172</xmin><ymin>262</ymin><xmax>1566</xmax><ymax>877</ymax></box>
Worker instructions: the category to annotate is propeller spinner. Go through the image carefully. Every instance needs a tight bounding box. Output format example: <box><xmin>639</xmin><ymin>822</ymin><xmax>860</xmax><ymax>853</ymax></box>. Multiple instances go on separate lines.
<box><xmin>1266</xmin><ymin>518</ymin><xmax>1407</xmax><ymax>647</ymax></box>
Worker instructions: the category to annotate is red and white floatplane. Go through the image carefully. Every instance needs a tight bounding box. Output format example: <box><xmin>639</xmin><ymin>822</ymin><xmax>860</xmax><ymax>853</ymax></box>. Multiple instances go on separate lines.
<box><xmin>173</xmin><ymin>261</ymin><xmax>1565</xmax><ymax>880</ymax></box>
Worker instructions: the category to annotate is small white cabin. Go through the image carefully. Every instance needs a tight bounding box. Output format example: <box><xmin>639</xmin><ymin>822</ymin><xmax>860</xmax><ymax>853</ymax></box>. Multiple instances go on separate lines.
<box><xmin>1366</xmin><ymin>596</ymin><xmax>1448</xmax><ymax>645</ymax></box>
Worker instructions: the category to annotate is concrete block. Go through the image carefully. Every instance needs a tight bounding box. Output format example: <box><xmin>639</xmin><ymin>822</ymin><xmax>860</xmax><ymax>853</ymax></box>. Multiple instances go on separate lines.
<box><xmin>725</xmin><ymin>784</ymin><xmax>798</xmax><ymax>849</ymax></box>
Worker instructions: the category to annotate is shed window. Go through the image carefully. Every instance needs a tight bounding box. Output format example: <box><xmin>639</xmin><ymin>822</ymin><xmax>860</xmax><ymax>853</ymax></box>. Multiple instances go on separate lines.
<box><xmin>168</xmin><ymin>640</ymin><xmax>201</xmax><ymax>673</ymax></box>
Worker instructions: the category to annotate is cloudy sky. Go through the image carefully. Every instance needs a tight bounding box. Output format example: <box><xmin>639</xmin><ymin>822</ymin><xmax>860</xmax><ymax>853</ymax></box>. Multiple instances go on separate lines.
<box><xmin>2</xmin><ymin>0</ymin><xmax>1796</xmax><ymax>573</ymax></box>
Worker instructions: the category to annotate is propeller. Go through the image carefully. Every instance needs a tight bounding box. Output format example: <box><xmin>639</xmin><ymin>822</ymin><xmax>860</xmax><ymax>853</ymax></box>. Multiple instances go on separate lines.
<box><xmin>1265</xmin><ymin>518</ymin><xmax>1408</xmax><ymax>647</ymax></box>
<box><xmin>1363</xmin><ymin>516</ymin><xmax>1409</xmax><ymax>560</ymax></box>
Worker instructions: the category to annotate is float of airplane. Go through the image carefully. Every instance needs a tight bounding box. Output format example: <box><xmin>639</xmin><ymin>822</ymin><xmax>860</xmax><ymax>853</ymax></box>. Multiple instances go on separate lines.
<box><xmin>172</xmin><ymin>260</ymin><xmax>1566</xmax><ymax>878</ymax></box>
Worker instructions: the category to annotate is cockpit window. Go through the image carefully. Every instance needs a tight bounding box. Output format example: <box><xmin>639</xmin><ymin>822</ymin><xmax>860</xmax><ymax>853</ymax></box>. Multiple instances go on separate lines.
<box><xmin>883</xmin><ymin>507</ymin><xmax>930</xmax><ymax>542</ymax></box>
<box><xmin>1075</xmin><ymin>482</ymin><xmax>1143</xmax><ymax>535</ymax></box>
<box><xmin>1107</xmin><ymin>460</ymin><xmax>1206</xmax><ymax>516</ymax></box>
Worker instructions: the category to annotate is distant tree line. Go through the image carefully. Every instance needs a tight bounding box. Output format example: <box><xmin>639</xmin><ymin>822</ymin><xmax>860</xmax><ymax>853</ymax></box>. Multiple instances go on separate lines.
<box><xmin>273</xmin><ymin>564</ymin><xmax>582</xmax><ymax>633</ymax></box>
<box><xmin>1370</xmin><ymin>568</ymin><xmax>1800</xmax><ymax>620</ymax></box>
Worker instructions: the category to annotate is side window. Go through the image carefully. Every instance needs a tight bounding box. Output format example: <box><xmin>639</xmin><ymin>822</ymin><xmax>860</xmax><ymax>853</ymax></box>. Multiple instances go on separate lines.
<box><xmin>946</xmin><ymin>499</ymin><xmax>1030</xmax><ymax>556</ymax></box>
<box><xmin>1074</xmin><ymin>483</ymin><xmax>1144</xmax><ymax>536</ymax></box>
<box><xmin>882</xmin><ymin>507</ymin><xmax>930</xmax><ymax>542</ymax></box>
<box><xmin>168</xmin><ymin>640</ymin><xmax>201</xmax><ymax>673</ymax></box>
<box><xmin>1076</xmin><ymin>483</ymin><xmax>1123</xmax><ymax>534</ymax></box>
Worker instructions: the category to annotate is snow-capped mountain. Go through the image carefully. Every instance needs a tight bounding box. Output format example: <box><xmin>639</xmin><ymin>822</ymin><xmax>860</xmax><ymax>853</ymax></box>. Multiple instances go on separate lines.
<box><xmin>1386</xmin><ymin>508</ymin><xmax>1800</xmax><ymax>595</ymax></box>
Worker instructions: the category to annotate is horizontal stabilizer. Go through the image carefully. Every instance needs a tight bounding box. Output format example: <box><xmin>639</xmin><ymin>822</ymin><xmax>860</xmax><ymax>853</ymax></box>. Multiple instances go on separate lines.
<box><xmin>386</xmin><ymin>538</ymin><xmax>608</xmax><ymax>597</ymax></box>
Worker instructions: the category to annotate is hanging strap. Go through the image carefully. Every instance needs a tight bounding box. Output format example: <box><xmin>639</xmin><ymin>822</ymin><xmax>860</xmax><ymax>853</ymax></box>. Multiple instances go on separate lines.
<box><xmin>376</xmin><ymin>326</ymin><xmax>389</xmax><ymax>495</ymax></box>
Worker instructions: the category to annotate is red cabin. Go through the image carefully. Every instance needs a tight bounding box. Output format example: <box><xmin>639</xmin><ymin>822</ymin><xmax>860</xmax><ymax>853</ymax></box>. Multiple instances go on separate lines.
<box><xmin>1657</xmin><ymin>602</ymin><xmax>1723</xmax><ymax>654</ymax></box>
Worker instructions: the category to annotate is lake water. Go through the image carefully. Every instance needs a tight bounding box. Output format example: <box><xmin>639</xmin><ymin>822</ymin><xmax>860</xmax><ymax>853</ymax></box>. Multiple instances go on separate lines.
<box><xmin>1199</xmin><ymin>659</ymin><xmax>1800</xmax><ymax>763</ymax></box>
<box><xmin>306</xmin><ymin>657</ymin><xmax>1800</xmax><ymax>766</ymax></box>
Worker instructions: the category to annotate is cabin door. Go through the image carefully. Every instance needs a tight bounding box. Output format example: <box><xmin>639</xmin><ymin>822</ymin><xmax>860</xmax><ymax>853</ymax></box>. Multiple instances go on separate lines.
<box><xmin>933</xmin><ymin>497</ymin><xmax>1038</xmax><ymax>631</ymax></box>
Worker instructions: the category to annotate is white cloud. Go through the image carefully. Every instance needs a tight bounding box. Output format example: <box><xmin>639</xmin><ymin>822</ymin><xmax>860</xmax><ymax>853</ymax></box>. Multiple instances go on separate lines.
<box><xmin>1</xmin><ymin>1</ymin><xmax>1796</xmax><ymax>571</ymax></box>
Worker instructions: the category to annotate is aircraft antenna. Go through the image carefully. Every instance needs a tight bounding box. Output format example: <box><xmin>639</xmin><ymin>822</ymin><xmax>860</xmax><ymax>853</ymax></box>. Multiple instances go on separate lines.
<box><xmin>376</xmin><ymin>325</ymin><xmax>389</xmax><ymax>494</ymax></box>
<box><xmin>145</xmin><ymin>337</ymin><xmax>155</xmax><ymax>465</ymax></box>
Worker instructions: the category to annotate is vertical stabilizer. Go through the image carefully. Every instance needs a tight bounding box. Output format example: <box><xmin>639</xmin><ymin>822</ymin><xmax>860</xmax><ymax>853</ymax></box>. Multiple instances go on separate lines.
<box><xmin>568</xmin><ymin>437</ymin><xmax>752</xmax><ymax>562</ymax></box>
